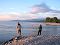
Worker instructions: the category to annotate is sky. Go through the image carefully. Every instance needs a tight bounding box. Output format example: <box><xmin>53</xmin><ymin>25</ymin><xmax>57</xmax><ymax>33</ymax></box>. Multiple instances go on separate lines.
<box><xmin>0</xmin><ymin>0</ymin><xmax>60</xmax><ymax>20</ymax></box>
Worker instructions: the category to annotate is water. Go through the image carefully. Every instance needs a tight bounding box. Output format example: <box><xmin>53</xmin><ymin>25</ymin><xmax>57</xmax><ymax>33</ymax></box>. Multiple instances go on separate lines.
<box><xmin>0</xmin><ymin>21</ymin><xmax>60</xmax><ymax>43</ymax></box>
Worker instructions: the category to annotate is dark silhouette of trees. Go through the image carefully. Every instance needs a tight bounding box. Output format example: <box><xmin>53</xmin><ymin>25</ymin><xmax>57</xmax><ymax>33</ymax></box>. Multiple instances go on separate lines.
<box><xmin>45</xmin><ymin>17</ymin><xmax>60</xmax><ymax>23</ymax></box>
<box><xmin>53</xmin><ymin>17</ymin><xmax>58</xmax><ymax>23</ymax></box>
<box><xmin>46</xmin><ymin>17</ymin><xmax>50</xmax><ymax>22</ymax></box>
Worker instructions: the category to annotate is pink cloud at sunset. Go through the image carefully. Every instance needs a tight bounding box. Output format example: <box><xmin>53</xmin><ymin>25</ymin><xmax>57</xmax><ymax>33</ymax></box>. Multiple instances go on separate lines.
<box><xmin>0</xmin><ymin>3</ymin><xmax>60</xmax><ymax>21</ymax></box>
<box><xmin>30</xmin><ymin>3</ymin><xmax>60</xmax><ymax>14</ymax></box>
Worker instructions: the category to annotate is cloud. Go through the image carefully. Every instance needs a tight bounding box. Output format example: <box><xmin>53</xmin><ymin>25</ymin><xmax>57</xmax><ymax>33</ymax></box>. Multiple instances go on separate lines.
<box><xmin>31</xmin><ymin>3</ymin><xmax>51</xmax><ymax>14</ymax></box>
<box><xmin>0</xmin><ymin>12</ymin><xmax>37</xmax><ymax>20</ymax></box>
<box><xmin>0</xmin><ymin>12</ymin><xmax>44</xmax><ymax>20</ymax></box>
<box><xmin>0</xmin><ymin>3</ymin><xmax>60</xmax><ymax>20</ymax></box>
<box><xmin>0</xmin><ymin>11</ymin><xmax>60</xmax><ymax>21</ymax></box>
<box><xmin>0</xmin><ymin>12</ymin><xmax>20</xmax><ymax>20</ymax></box>
<box><xmin>30</xmin><ymin>3</ymin><xmax>60</xmax><ymax>14</ymax></box>
<box><xmin>0</xmin><ymin>15</ymin><xmax>12</xmax><ymax>20</ymax></box>
<box><xmin>49</xmin><ymin>10</ymin><xmax>60</xmax><ymax>13</ymax></box>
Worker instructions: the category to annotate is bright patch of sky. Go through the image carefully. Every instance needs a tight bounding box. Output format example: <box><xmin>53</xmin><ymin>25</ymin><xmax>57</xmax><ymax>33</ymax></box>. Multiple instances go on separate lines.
<box><xmin>0</xmin><ymin>0</ymin><xmax>60</xmax><ymax>20</ymax></box>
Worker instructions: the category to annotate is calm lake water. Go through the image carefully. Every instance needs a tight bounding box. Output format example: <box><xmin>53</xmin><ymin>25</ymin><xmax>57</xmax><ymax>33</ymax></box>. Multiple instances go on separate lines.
<box><xmin>0</xmin><ymin>21</ymin><xmax>60</xmax><ymax>42</ymax></box>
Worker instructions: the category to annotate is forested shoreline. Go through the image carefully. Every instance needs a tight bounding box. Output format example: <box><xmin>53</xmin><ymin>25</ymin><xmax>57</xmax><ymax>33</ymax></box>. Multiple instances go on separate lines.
<box><xmin>45</xmin><ymin>17</ymin><xmax>60</xmax><ymax>23</ymax></box>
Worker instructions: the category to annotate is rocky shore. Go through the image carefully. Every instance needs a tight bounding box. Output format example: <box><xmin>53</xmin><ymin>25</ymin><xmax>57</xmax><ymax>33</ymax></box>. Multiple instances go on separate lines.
<box><xmin>2</xmin><ymin>34</ymin><xmax>60</xmax><ymax>45</ymax></box>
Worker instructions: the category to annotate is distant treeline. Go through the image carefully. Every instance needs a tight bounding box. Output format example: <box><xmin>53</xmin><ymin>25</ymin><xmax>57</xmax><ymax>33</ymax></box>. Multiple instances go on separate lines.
<box><xmin>45</xmin><ymin>17</ymin><xmax>60</xmax><ymax>23</ymax></box>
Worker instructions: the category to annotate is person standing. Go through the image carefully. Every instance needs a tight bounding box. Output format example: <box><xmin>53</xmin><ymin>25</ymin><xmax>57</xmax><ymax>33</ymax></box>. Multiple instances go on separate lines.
<box><xmin>16</xmin><ymin>22</ymin><xmax>21</xmax><ymax>36</ymax></box>
<box><xmin>38</xmin><ymin>24</ymin><xmax>42</xmax><ymax>35</ymax></box>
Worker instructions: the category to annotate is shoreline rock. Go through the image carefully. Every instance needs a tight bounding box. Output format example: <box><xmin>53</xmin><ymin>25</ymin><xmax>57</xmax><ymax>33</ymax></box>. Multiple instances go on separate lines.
<box><xmin>3</xmin><ymin>35</ymin><xmax>60</xmax><ymax>45</ymax></box>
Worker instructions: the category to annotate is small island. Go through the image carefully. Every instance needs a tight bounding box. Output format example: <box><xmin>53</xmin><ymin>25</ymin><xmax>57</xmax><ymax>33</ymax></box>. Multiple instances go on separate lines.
<box><xmin>45</xmin><ymin>17</ymin><xmax>60</xmax><ymax>25</ymax></box>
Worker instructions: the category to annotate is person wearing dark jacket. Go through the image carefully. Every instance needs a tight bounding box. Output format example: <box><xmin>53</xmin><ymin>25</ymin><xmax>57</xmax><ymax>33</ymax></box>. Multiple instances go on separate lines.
<box><xmin>38</xmin><ymin>24</ymin><xmax>42</xmax><ymax>35</ymax></box>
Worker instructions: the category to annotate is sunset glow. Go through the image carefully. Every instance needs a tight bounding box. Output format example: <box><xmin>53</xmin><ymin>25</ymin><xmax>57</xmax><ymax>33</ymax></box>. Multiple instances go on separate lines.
<box><xmin>0</xmin><ymin>0</ymin><xmax>60</xmax><ymax>20</ymax></box>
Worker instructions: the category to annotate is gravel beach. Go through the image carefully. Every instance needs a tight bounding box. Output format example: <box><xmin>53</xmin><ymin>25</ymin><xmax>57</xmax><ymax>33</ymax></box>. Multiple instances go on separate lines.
<box><xmin>3</xmin><ymin>34</ymin><xmax>60</xmax><ymax>45</ymax></box>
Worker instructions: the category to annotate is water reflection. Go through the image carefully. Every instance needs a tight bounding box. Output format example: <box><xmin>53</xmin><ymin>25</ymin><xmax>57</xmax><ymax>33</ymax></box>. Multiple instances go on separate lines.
<box><xmin>45</xmin><ymin>25</ymin><xmax>58</xmax><ymax>36</ymax></box>
<box><xmin>0</xmin><ymin>21</ymin><xmax>60</xmax><ymax>41</ymax></box>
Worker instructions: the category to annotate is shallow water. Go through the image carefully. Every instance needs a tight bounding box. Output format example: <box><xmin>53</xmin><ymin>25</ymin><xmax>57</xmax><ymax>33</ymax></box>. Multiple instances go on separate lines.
<box><xmin>0</xmin><ymin>21</ymin><xmax>60</xmax><ymax>42</ymax></box>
